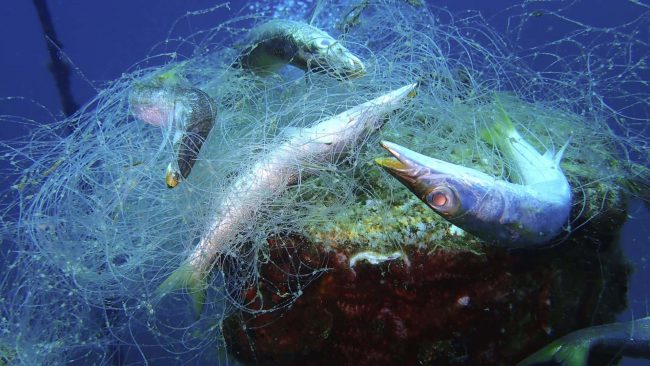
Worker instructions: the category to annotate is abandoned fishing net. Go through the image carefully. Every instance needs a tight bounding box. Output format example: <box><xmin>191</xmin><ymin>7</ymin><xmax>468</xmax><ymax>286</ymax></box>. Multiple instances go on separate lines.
<box><xmin>1</xmin><ymin>0</ymin><xmax>648</xmax><ymax>365</ymax></box>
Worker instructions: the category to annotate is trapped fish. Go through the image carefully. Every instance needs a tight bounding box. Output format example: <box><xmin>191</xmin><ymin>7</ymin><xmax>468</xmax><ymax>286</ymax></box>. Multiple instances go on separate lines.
<box><xmin>129</xmin><ymin>73</ymin><xmax>217</xmax><ymax>188</ymax></box>
<box><xmin>156</xmin><ymin>83</ymin><xmax>417</xmax><ymax>314</ymax></box>
<box><xmin>376</xmin><ymin>102</ymin><xmax>571</xmax><ymax>247</ymax></box>
<box><xmin>237</xmin><ymin>19</ymin><xmax>366</xmax><ymax>79</ymax></box>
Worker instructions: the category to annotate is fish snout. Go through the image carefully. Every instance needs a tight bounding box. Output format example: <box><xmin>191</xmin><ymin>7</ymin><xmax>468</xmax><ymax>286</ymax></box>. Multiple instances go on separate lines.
<box><xmin>376</xmin><ymin>141</ymin><xmax>462</xmax><ymax>217</ymax></box>
<box><xmin>313</xmin><ymin>45</ymin><xmax>366</xmax><ymax>80</ymax></box>
<box><xmin>344</xmin><ymin>54</ymin><xmax>366</xmax><ymax>78</ymax></box>
<box><xmin>376</xmin><ymin>141</ymin><xmax>427</xmax><ymax>187</ymax></box>
<box><xmin>166</xmin><ymin>166</ymin><xmax>181</xmax><ymax>188</ymax></box>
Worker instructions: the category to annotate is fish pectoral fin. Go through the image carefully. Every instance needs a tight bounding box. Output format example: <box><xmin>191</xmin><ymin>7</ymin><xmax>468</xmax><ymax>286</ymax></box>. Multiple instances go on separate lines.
<box><xmin>155</xmin><ymin>262</ymin><xmax>207</xmax><ymax>317</ymax></box>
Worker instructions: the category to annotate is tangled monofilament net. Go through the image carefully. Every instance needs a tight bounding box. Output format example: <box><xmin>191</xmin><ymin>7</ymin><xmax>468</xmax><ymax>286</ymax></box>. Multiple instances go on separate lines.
<box><xmin>0</xmin><ymin>0</ymin><xmax>648</xmax><ymax>364</ymax></box>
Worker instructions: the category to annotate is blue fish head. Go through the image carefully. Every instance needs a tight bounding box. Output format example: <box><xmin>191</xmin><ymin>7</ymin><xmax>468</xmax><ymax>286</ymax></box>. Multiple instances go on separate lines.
<box><xmin>375</xmin><ymin>141</ymin><xmax>485</xmax><ymax>221</ymax></box>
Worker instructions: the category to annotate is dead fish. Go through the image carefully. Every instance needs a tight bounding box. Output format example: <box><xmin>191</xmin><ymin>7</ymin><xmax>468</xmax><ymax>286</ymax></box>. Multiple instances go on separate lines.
<box><xmin>376</xmin><ymin>102</ymin><xmax>571</xmax><ymax>247</ymax></box>
<box><xmin>237</xmin><ymin>19</ymin><xmax>366</xmax><ymax>80</ymax></box>
<box><xmin>156</xmin><ymin>83</ymin><xmax>417</xmax><ymax>315</ymax></box>
<box><xmin>129</xmin><ymin>76</ymin><xmax>217</xmax><ymax>188</ymax></box>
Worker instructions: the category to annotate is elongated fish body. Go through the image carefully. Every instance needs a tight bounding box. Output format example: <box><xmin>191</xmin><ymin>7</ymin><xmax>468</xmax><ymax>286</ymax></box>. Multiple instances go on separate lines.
<box><xmin>237</xmin><ymin>19</ymin><xmax>365</xmax><ymax>80</ymax></box>
<box><xmin>518</xmin><ymin>316</ymin><xmax>650</xmax><ymax>366</ymax></box>
<box><xmin>375</xmin><ymin>106</ymin><xmax>571</xmax><ymax>247</ymax></box>
<box><xmin>130</xmin><ymin>82</ymin><xmax>217</xmax><ymax>188</ymax></box>
<box><xmin>157</xmin><ymin>83</ymin><xmax>417</xmax><ymax>313</ymax></box>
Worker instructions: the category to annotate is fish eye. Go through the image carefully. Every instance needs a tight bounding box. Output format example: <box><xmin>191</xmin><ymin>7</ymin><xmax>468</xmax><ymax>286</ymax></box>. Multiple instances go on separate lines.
<box><xmin>431</xmin><ymin>191</ymin><xmax>447</xmax><ymax>206</ymax></box>
<box><xmin>315</xmin><ymin>38</ymin><xmax>332</xmax><ymax>49</ymax></box>
<box><xmin>425</xmin><ymin>187</ymin><xmax>458</xmax><ymax>215</ymax></box>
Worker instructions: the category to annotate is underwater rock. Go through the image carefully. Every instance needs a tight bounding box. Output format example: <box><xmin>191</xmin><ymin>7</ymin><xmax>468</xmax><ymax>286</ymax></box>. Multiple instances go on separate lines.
<box><xmin>220</xmin><ymin>89</ymin><xmax>632</xmax><ymax>363</ymax></box>
<box><xmin>222</xmin><ymin>179</ymin><xmax>631</xmax><ymax>365</ymax></box>
<box><xmin>223</xmin><ymin>232</ymin><xmax>629</xmax><ymax>365</ymax></box>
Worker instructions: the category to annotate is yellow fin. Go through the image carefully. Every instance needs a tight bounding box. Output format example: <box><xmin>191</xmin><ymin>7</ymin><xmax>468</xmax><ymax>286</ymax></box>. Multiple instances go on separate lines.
<box><xmin>155</xmin><ymin>262</ymin><xmax>207</xmax><ymax>317</ymax></box>
<box><xmin>553</xmin><ymin>343</ymin><xmax>589</xmax><ymax>366</ymax></box>
<box><xmin>480</xmin><ymin>97</ymin><xmax>528</xmax><ymax>184</ymax></box>
<box><xmin>480</xmin><ymin>96</ymin><xmax>515</xmax><ymax>148</ymax></box>
<box><xmin>517</xmin><ymin>340</ymin><xmax>589</xmax><ymax>366</ymax></box>
<box><xmin>154</xmin><ymin>61</ymin><xmax>190</xmax><ymax>86</ymax></box>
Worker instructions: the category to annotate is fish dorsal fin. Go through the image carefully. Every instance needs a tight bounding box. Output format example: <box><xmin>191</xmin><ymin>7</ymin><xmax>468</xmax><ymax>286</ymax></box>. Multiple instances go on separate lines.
<box><xmin>553</xmin><ymin>136</ymin><xmax>571</xmax><ymax>166</ymax></box>
<box><xmin>548</xmin><ymin>137</ymin><xmax>571</xmax><ymax>167</ymax></box>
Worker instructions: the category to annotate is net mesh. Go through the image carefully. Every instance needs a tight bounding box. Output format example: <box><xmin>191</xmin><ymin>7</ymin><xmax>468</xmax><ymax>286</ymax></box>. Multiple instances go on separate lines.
<box><xmin>0</xmin><ymin>0</ymin><xmax>648</xmax><ymax>364</ymax></box>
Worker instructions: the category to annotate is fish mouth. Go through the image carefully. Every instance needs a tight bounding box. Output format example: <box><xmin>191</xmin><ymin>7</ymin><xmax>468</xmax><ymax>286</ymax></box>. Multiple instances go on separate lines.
<box><xmin>376</xmin><ymin>140</ymin><xmax>472</xmax><ymax>195</ymax></box>
<box><xmin>376</xmin><ymin>141</ymin><xmax>467</xmax><ymax>218</ymax></box>
<box><xmin>166</xmin><ymin>164</ymin><xmax>181</xmax><ymax>188</ymax></box>
<box><xmin>377</xmin><ymin>140</ymin><xmax>481</xmax><ymax>179</ymax></box>
<box><xmin>310</xmin><ymin>60</ymin><xmax>366</xmax><ymax>80</ymax></box>
<box><xmin>308</xmin><ymin>51</ymin><xmax>366</xmax><ymax>80</ymax></box>
<box><xmin>375</xmin><ymin>141</ymin><xmax>430</xmax><ymax>188</ymax></box>
<box><xmin>340</xmin><ymin>56</ymin><xmax>366</xmax><ymax>79</ymax></box>
<box><xmin>374</xmin><ymin>156</ymin><xmax>408</xmax><ymax>171</ymax></box>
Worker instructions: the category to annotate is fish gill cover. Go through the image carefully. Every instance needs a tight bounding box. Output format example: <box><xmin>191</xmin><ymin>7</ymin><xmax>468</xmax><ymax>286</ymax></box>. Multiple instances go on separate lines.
<box><xmin>0</xmin><ymin>0</ymin><xmax>648</xmax><ymax>365</ymax></box>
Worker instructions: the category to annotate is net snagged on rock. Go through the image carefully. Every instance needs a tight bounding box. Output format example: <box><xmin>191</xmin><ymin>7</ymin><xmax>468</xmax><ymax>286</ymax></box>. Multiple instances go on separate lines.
<box><xmin>0</xmin><ymin>0</ymin><xmax>648</xmax><ymax>365</ymax></box>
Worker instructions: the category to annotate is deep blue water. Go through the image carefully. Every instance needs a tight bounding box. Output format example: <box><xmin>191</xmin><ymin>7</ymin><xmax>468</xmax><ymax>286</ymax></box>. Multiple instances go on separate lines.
<box><xmin>0</xmin><ymin>1</ymin><xmax>648</xmax><ymax>365</ymax></box>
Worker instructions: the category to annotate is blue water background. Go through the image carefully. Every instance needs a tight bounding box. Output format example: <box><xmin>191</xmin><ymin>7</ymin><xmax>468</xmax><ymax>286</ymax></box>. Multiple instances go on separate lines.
<box><xmin>0</xmin><ymin>1</ymin><xmax>648</xmax><ymax>365</ymax></box>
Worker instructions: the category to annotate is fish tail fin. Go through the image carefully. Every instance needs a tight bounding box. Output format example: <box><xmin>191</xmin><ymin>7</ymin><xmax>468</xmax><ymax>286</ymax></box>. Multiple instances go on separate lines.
<box><xmin>517</xmin><ymin>341</ymin><xmax>589</xmax><ymax>366</ymax></box>
<box><xmin>155</xmin><ymin>262</ymin><xmax>207</xmax><ymax>317</ymax></box>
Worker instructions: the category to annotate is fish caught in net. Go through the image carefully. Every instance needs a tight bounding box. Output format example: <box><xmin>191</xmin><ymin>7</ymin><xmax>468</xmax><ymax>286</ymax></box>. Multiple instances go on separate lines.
<box><xmin>0</xmin><ymin>0</ymin><xmax>648</xmax><ymax>365</ymax></box>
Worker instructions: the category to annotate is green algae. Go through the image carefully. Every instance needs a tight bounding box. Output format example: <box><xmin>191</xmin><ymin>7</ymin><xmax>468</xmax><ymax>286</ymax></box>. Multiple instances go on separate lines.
<box><xmin>303</xmin><ymin>187</ymin><xmax>483</xmax><ymax>253</ymax></box>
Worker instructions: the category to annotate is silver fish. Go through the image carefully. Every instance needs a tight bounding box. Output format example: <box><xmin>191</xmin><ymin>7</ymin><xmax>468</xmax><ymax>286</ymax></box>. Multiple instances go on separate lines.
<box><xmin>376</xmin><ymin>103</ymin><xmax>571</xmax><ymax>247</ymax></box>
<box><xmin>156</xmin><ymin>83</ymin><xmax>417</xmax><ymax>314</ymax></box>
<box><xmin>237</xmin><ymin>19</ymin><xmax>366</xmax><ymax>80</ymax></box>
